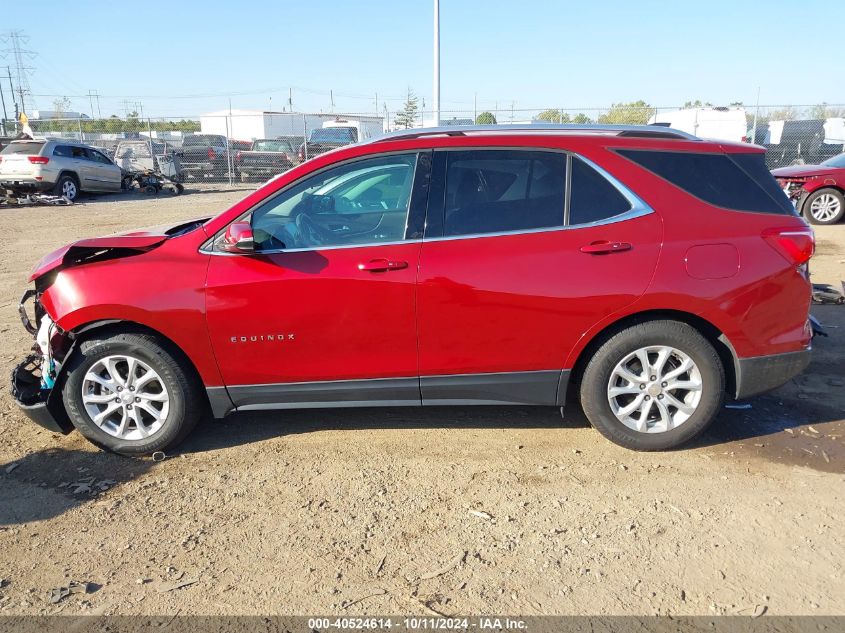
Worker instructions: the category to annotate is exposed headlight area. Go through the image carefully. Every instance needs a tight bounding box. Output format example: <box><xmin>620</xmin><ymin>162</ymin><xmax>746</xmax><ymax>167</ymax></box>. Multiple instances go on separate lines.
<box><xmin>776</xmin><ymin>177</ymin><xmax>809</xmax><ymax>204</ymax></box>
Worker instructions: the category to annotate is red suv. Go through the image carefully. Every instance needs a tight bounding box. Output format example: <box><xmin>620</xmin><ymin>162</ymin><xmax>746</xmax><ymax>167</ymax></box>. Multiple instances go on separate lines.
<box><xmin>12</xmin><ymin>125</ymin><xmax>814</xmax><ymax>455</ymax></box>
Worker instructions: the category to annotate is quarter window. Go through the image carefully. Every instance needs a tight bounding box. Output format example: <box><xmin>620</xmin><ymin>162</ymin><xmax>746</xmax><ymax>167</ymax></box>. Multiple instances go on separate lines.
<box><xmin>569</xmin><ymin>157</ymin><xmax>633</xmax><ymax>225</ymax></box>
<box><xmin>617</xmin><ymin>149</ymin><xmax>795</xmax><ymax>215</ymax></box>
<box><xmin>246</xmin><ymin>153</ymin><xmax>418</xmax><ymax>251</ymax></box>
<box><xmin>443</xmin><ymin>150</ymin><xmax>567</xmax><ymax>236</ymax></box>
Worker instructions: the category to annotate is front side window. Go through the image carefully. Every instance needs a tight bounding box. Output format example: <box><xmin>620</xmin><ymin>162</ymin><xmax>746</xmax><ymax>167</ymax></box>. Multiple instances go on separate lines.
<box><xmin>245</xmin><ymin>153</ymin><xmax>418</xmax><ymax>251</ymax></box>
<box><xmin>87</xmin><ymin>149</ymin><xmax>113</xmax><ymax>164</ymax></box>
<box><xmin>443</xmin><ymin>150</ymin><xmax>567</xmax><ymax>236</ymax></box>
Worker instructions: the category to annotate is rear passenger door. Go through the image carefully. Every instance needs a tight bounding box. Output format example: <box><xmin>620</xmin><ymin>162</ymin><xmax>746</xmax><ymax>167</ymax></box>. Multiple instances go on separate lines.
<box><xmin>68</xmin><ymin>146</ymin><xmax>96</xmax><ymax>189</ymax></box>
<box><xmin>416</xmin><ymin>149</ymin><xmax>663</xmax><ymax>406</ymax></box>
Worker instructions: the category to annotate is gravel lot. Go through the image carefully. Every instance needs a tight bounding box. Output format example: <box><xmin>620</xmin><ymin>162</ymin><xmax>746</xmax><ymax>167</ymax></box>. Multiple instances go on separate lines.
<box><xmin>0</xmin><ymin>184</ymin><xmax>843</xmax><ymax>617</ymax></box>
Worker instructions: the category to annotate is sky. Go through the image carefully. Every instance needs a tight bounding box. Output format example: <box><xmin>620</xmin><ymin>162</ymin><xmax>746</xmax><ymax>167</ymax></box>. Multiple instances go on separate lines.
<box><xmin>3</xmin><ymin>0</ymin><xmax>844</xmax><ymax>120</ymax></box>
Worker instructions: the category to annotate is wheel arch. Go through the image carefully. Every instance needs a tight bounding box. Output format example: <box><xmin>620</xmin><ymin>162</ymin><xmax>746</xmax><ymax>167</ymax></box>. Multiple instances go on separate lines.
<box><xmin>799</xmin><ymin>183</ymin><xmax>845</xmax><ymax>210</ymax></box>
<box><xmin>563</xmin><ymin>309</ymin><xmax>738</xmax><ymax>404</ymax></box>
<box><xmin>57</xmin><ymin>319</ymin><xmax>212</xmax><ymax>411</ymax></box>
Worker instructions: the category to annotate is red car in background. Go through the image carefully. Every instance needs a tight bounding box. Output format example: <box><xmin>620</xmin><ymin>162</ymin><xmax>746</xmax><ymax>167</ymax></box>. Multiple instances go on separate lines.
<box><xmin>12</xmin><ymin>125</ymin><xmax>814</xmax><ymax>456</ymax></box>
<box><xmin>773</xmin><ymin>153</ymin><xmax>845</xmax><ymax>225</ymax></box>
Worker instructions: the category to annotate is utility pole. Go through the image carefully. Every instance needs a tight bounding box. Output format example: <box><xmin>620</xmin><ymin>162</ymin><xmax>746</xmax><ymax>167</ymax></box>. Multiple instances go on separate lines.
<box><xmin>88</xmin><ymin>90</ymin><xmax>95</xmax><ymax>119</ymax></box>
<box><xmin>433</xmin><ymin>0</ymin><xmax>440</xmax><ymax>127</ymax></box>
<box><xmin>0</xmin><ymin>78</ymin><xmax>7</xmax><ymax>135</ymax></box>
<box><xmin>288</xmin><ymin>88</ymin><xmax>293</xmax><ymax>112</ymax></box>
<box><xmin>751</xmin><ymin>86</ymin><xmax>761</xmax><ymax>144</ymax></box>
<box><xmin>5</xmin><ymin>66</ymin><xmax>18</xmax><ymax>125</ymax></box>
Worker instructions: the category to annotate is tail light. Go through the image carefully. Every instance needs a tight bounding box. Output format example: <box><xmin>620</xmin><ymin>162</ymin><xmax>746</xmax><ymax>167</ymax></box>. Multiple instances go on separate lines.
<box><xmin>207</xmin><ymin>148</ymin><xmax>216</xmax><ymax>161</ymax></box>
<box><xmin>235</xmin><ymin>151</ymin><xmax>242</xmax><ymax>162</ymax></box>
<box><xmin>28</xmin><ymin>156</ymin><xmax>50</xmax><ymax>165</ymax></box>
<box><xmin>762</xmin><ymin>226</ymin><xmax>814</xmax><ymax>266</ymax></box>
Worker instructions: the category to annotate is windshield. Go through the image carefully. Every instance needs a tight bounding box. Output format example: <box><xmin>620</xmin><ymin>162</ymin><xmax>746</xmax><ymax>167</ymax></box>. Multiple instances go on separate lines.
<box><xmin>1</xmin><ymin>141</ymin><xmax>45</xmax><ymax>155</ymax></box>
<box><xmin>183</xmin><ymin>135</ymin><xmax>225</xmax><ymax>146</ymax></box>
<box><xmin>252</xmin><ymin>140</ymin><xmax>291</xmax><ymax>152</ymax></box>
<box><xmin>309</xmin><ymin>127</ymin><xmax>357</xmax><ymax>144</ymax></box>
<box><xmin>821</xmin><ymin>154</ymin><xmax>845</xmax><ymax>168</ymax></box>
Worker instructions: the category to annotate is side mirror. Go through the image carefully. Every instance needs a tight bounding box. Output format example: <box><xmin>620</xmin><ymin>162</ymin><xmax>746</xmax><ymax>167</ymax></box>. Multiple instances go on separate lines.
<box><xmin>220</xmin><ymin>222</ymin><xmax>255</xmax><ymax>253</ymax></box>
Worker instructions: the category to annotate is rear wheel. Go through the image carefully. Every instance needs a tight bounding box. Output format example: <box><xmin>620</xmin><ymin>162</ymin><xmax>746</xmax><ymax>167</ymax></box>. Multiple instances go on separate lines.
<box><xmin>53</xmin><ymin>174</ymin><xmax>79</xmax><ymax>201</ymax></box>
<box><xmin>61</xmin><ymin>332</ymin><xmax>203</xmax><ymax>455</ymax></box>
<box><xmin>579</xmin><ymin>320</ymin><xmax>725</xmax><ymax>451</ymax></box>
<box><xmin>803</xmin><ymin>188</ymin><xmax>845</xmax><ymax>225</ymax></box>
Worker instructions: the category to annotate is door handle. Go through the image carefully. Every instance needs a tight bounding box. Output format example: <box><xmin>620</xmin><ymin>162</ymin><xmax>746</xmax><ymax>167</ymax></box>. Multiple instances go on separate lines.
<box><xmin>580</xmin><ymin>241</ymin><xmax>632</xmax><ymax>254</ymax></box>
<box><xmin>358</xmin><ymin>258</ymin><xmax>409</xmax><ymax>272</ymax></box>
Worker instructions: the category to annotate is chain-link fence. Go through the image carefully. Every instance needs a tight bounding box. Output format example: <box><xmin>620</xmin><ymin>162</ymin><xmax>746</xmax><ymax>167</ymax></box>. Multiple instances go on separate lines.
<box><xmin>3</xmin><ymin>104</ymin><xmax>843</xmax><ymax>184</ymax></box>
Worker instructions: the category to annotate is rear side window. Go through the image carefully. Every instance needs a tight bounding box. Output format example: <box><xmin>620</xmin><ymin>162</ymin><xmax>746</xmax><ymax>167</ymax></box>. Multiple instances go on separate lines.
<box><xmin>1</xmin><ymin>142</ymin><xmax>45</xmax><ymax>155</ymax></box>
<box><xmin>53</xmin><ymin>145</ymin><xmax>74</xmax><ymax>157</ymax></box>
<box><xmin>569</xmin><ymin>157</ymin><xmax>632</xmax><ymax>225</ymax></box>
<box><xmin>443</xmin><ymin>150</ymin><xmax>567</xmax><ymax>236</ymax></box>
<box><xmin>617</xmin><ymin>149</ymin><xmax>795</xmax><ymax>215</ymax></box>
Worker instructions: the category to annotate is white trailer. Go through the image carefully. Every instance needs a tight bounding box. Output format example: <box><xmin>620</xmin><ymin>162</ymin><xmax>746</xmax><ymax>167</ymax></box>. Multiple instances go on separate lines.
<box><xmin>200</xmin><ymin>110</ymin><xmax>384</xmax><ymax>141</ymax></box>
<box><xmin>322</xmin><ymin>117</ymin><xmax>384</xmax><ymax>142</ymax></box>
<box><xmin>648</xmin><ymin>107</ymin><xmax>748</xmax><ymax>142</ymax></box>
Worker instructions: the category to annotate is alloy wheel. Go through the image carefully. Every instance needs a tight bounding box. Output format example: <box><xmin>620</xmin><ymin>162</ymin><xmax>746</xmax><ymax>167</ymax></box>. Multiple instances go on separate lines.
<box><xmin>62</xmin><ymin>179</ymin><xmax>77</xmax><ymax>199</ymax></box>
<box><xmin>81</xmin><ymin>354</ymin><xmax>170</xmax><ymax>440</ymax></box>
<box><xmin>809</xmin><ymin>193</ymin><xmax>842</xmax><ymax>222</ymax></box>
<box><xmin>607</xmin><ymin>345</ymin><xmax>703</xmax><ymax>433</ymax></box>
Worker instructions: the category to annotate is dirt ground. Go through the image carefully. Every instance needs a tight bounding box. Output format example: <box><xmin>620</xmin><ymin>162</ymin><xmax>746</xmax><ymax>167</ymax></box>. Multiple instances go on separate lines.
<box><xmin>0</xmin><ymin>185</ymin><xmax>843</xmax><ymax>617</ymax></box>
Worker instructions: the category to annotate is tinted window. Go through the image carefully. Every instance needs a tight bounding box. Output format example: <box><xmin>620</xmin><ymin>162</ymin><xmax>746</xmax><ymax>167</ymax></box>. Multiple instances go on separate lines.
<box><xmin>569</xmin><ymin>157</ymin><xmax>632</xmax><ymax>225</ymax></box>
<box><xmin>253</xmin><ymin>140</ymin><xmax>291</xmax><ymax>152</ymax></box>
<box><xmin>443</xmin><ymin>150</ymin><xmax>566</xmax><ymax>237</ymax></box>
<box><xmin>87</xmin><ymin>149</ymin><xmax>113</xmax><ymax>164</ymax></box>
<box><xmin>183</xmin><ymin>135</ymin><xmax>225</xmax><ymax>146</ymax></box>
<box><xmin>618</xmin><ymin>149</ymin><xmax>795</xmax><ymax>215</ymax></box>
<box><xmin>246</xmin><ymin>153</ymin><xmax>417</xmax><ymax>251</ymax></box>
<box><xmin>52</xmin><ymin>145</ymin><xmax>74</xmax><ymax>158</ymax></box>
<box><xmin>1</xmin><ymin>142</ymin><xmax>45</xmax><ymax>155</ymax></box>
<box><xmin>310</xmin><ymin>128</ymin><xmax>357</xmax><ymax>144</ymax></box>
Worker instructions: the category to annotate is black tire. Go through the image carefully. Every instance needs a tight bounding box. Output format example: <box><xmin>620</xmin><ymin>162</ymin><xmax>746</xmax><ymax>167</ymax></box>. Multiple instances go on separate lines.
<box><xmin>802</xmin><ymin>188</ymin><xmax>845</xmax><ymax>225</ymax></box>
<box><xmin>60</xmin><ymin>332</ymin><xmax>203</xmax><ymax>455</ymax></box>
<box><xmin>53</xmin><ymin>173</ymin><xmax>80</xmax><ymax>201</ymax></box>
<box><xmin>579</xmin><ymin>320</ymin><xmax>725</xmax><ymax>451</ymax></box>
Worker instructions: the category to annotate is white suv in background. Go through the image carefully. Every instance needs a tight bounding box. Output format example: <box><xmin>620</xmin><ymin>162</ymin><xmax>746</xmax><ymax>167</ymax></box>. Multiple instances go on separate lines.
<box><xmin>0</xmin><ymin>139</ymin><xmax>123</xmax><ymax>201</ymax></box>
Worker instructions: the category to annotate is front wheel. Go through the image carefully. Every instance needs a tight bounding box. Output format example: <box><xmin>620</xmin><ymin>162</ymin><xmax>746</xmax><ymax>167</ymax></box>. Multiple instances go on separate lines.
<box><xmin>579</xmin><ymin>320</ymin><xmax>725</xmax><ymax>451</ymax></box>
<box><xmin>803</xmin><ymin>188</ymin><xmax>845</xmax><ymax>225</ymax></box>
<box><xmin>61</xmin><ymin>332</ymin><xmax>203</xmax><ymax>455</ymax></box>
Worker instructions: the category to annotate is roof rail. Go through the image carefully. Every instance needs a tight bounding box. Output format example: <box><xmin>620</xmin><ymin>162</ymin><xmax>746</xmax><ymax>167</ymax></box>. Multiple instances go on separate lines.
<box><xmin>368</xmin><ymin>123</ymin><xmax>699</xmax><ymax>143</ymax></box>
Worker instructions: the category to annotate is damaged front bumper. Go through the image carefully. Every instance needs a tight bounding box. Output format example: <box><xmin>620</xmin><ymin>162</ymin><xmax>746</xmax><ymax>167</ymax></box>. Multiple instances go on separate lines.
<box><xmin>10</xmin><ymin>290</ymin><xmax>73</xmax><ymax>434</ymax></box>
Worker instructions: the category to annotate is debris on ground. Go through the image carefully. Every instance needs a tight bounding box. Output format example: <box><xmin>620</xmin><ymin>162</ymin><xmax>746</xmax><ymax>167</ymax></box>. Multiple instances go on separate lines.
<box><xmin>468</xmin><ymin>509</ymin><xmax>493</xmax><ymax>520</ymax></box>
<box><xmin>155</xmin><ymin>578</ymin><xmax>198</xmax><ymax>593</ymax></box>
<box><xmin>725</xmin><ymin>403</ymin><xmax>752</xmax><ymax>410</ymax></box>
<box><xmin>812</xmin><ymin>282</ymin><xmax>845</xmax><ymax>305</ymax></box>
<box><xmin>419</xmin><ymin>551</ymin><xmax>467</xmax><ymax>581</ymax></box>
<box><xmin>48</xmin><ymin>581</ymin><xmax>99</xmax><ymax>604</ymax></box>
<box><xmin>4</xmin><ymin>463</ymin><xmax>19</xmax><ymax>474</ymax></box>
<box><xmin>342</xmin><ymin>588</ymin><xmax>387</xmax><ymax>609</ymax></box>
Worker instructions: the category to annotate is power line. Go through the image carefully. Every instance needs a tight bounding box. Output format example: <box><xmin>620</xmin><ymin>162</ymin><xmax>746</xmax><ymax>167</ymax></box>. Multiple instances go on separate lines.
<box><xmin>0</xmin><ymin>30</ymin><xmax>36</xmax><ymax>114</ymax></box>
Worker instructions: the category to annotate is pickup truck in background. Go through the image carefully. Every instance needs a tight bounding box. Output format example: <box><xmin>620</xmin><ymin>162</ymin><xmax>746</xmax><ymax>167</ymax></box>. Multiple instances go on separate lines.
<box><xmin>297</xmin><ymin>119</ymin><xmax>382</xmax><ymax>161</ymax></box>
<box><xmin>179</xmin><ymin>134</ymin><xmax>234</xmax><ymax>179</ymax></box>
<box><xmin>235</xmin><ymin>138</ymin><xmax>297</xmax><ymax>181</ymax></box>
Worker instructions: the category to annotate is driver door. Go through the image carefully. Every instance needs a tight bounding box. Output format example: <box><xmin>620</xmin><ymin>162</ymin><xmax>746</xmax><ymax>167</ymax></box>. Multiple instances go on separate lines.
<box><xmin>205</xmin><ymin>151</ymin><xmax>430</xmax><ymax>410</ymax></box>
